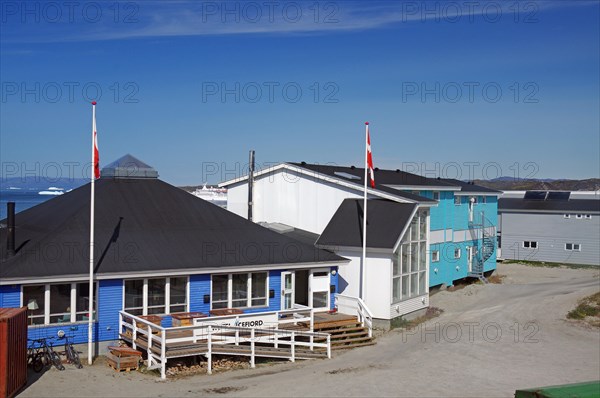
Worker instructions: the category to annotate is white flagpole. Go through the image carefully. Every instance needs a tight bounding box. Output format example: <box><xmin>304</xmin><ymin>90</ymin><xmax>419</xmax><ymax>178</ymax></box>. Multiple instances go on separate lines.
<box><xmin>361</xmin><ymin>122</ymin><xmax>369</xmax><ymax>301</ymax></box>
<box><xmin>88</xmin><ymin>101</ymin><xmax>96</xmax><ymax>365</ymax></box>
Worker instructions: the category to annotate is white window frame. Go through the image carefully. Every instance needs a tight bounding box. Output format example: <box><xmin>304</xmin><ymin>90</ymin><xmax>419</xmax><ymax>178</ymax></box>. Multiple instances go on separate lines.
<box><xmin>392</xmin><ymin>211</ymin><xmax>428</xmax><ymax>304</ymax></box>
<box><xmin>454</xmin><ymin>196</ymin><xmax>461</xmax><ymax>205</ymax></box>
<box><xmin>576</xmin><ymin>214</ymin><xmax>583</xmax><ymax>219</ymax></box>
<box><xmin>523</xmin><ymin>241</ymin><xmax>538</xmax><ymax>249</ymax></box>
<box><xmin>565</xmin><ymin>243</ymin><xmax>581</xmax><ymax>251</ymax></box>
<box><xmin>584</xmin><ymin>214</ymin><xmax>592</xmax><ymax>219</ymax></box>
<box><xmin>432</xmin><ymin>250</ymin><xmax>440</xmax><ymax>262</ymax></box>
<box><xmin>21</xmin><ymin>282</ymin><xmax>98</xmax><ymax>326</ymax></box>
<box><xmin>564</xmin><ymin>214</ymin><xmax>570</xmax><ymax>218</ymax></box>
<box><xmin>433</xmin><ymin>191</ymin><xmax>440</xmax><ymax>201</ymax></box>
<box><xmin>210</xmin><ymin>272</ymin><xmax>269</xmax><ymax>310</ymax></box>
<box><xmin>454</xmin><ymin>248</ymin><xmax>461</xmax><ymax>259</ymax></box>
<box><xmin>481</xmin><ymin>196</ymin><xmax>487</xmax><ymax>204</ymax></box>
<box><xmin>123</xmin><ymin>277</ymin><xmax>189</xmax><ymax>316</ymax></box>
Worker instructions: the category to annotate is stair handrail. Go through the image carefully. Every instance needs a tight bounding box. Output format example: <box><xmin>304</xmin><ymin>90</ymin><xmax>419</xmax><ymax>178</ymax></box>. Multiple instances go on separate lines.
<box><xmin>335</xmin><ymin>294</ymin><xmax>373</xmax><ymax>338</ymax></box>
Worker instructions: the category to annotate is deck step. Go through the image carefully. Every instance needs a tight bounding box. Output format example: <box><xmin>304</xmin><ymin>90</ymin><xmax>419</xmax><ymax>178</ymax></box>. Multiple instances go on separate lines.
<box><xmin>315</xmin><ymin>331</ymin><xmax>369</xmax><ymax>341</ymax></box>
<box><xmin>330</xmin><ymin>336</ymin><xmax>374</xmax><ymax>346</ymax></box>
<box><xmin>314</xmin><ymin>322</ymin><xmax>362</xmax><ymax>331</ymax></box>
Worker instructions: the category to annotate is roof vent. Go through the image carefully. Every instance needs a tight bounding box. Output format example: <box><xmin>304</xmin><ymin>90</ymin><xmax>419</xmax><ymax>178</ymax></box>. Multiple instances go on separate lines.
<box><xmin>395</xmin><ymin>169</ymin><xmax>400</xmax><ymax>173</ymax></box>
<box><xmin>374</xmin><ymin>167</ymin><xmax>379</xmax><ymax>171</ymax></box>
<box><xmin>350</xmin><ymin>165</ymin><xmax>356</xmax><ymax>169</ymax></box>
<box><xmin>101</xmin><ymin>154</ymin><xmax>159</xmax><ymax>179</ymax></box>
<box><xmin>301</xmin><ymin>161</ymin><xmax>306</xmax><ymax>165</ymax></box>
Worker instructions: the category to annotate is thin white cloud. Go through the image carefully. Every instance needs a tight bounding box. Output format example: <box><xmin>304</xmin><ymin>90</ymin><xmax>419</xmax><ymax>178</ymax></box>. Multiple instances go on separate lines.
<box><xmin>0</xmin><ymin>0</ymin><xmax>597</xmax><ymax>44</ymax></box>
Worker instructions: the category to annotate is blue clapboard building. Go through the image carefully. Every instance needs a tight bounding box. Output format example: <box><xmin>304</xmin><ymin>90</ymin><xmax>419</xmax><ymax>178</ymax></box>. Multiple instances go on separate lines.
<box><xmin>0</xmin><ymin>156</ymin><xmax>347</xmax><ymax>348</ymax></box>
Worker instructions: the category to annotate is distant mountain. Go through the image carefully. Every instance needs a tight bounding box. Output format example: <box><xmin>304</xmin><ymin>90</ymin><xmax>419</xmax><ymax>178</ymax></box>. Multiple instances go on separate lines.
<box><xmin>474</xmin><ymin>178</ymin><xmax>600</xmax><ymax>191</ymax></box>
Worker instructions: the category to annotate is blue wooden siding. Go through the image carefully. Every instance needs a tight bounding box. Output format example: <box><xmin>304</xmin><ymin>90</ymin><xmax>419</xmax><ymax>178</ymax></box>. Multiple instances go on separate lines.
<box><xmin>189</xmin><ymin>273</ymin><xmax>210</xmax><ymax>314</ymax></box>
<box><xmin>330</xmin><ymin>267</ymin><xmax>338</xmax><ymax>310</ymax></box>
<box><xmin>97</xmin><ymin>279</ymin><xmax>123</xmax><ymax>342</ymax></box>
<box><xmin>0</xmin><ymin>285</ymin><xmax>20</xmax><ymax>307</ymax></box>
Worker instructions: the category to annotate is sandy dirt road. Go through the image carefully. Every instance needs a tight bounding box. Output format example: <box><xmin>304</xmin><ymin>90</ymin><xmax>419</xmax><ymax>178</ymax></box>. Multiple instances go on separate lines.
<box><xmin>18</xmin><ymin>263</ymin><xmax>600</xmax><ymax>397</ymax></box>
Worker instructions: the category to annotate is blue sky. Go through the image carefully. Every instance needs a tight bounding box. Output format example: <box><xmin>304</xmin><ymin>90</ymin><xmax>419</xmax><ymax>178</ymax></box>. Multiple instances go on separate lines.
<box><xmin>1</xmin><ymin>0</ymin><xmax>599</xmax><ymax>185</ymax></box>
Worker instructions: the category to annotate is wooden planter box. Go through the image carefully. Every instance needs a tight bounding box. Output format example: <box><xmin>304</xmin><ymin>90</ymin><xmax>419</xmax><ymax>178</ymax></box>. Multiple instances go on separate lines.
<box><xmin>106</xmin><ymin>352</ymin><xmax>140</xmax><ymax>372</ymax></box>
<box><xmin>139</xmin><ymin>315</ymin><xmax>162</xmax><ymax>326</ymax></box>
<box><xmin>171</xmin><ymin>312</ymin><xmax>207</xmax><ymax>327</ymax></box>
<box><xmin>209</xmin><ymin>308</ymin><xmax>244</xmax><ymax>317</ymax></box>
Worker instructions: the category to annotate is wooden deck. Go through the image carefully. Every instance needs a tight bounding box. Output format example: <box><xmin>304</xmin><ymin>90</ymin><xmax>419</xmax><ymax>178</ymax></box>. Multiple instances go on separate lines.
<box><xmin>313</xmin><ymin>312</ymin><xmax>360</xmax><ymax>330</ymax></box>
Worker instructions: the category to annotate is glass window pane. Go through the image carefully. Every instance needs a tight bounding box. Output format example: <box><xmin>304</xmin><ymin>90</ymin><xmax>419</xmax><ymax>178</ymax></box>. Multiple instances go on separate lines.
<box><xmin>392</xmin><ymin>256</ymin><xmax>399</xmax><ymax>276</ymax></box>
<box><xmin>212</xmin><ymin>301</ymin><xmax>228</xmax><ymax>309</ymax></box>
<box><xmin>401</xmin><ymin>276</ymin><xmax>409</xmax><ymax>301</ymax></box>
<box><xmin>419</xmin><ymin>212</ymin><xmax>427</xmax><ymax>240</ymax></box>
<box><xmin>232</xmin><ymin>274</ymin><xmax>248</xmax><ymax>301</ymax></box>
<box><xmin>75</xmin><ymin>283</ymin><xmax>97</xmax><ymax>321</ymax></box>
<box><xmin>169</xmin><ymin>277</ymin><xmax>187</xmax><ymax>311</ymax></box>
<box><xmin>284</xmin><ymin>273</ymin><xmax>293</xmax><ymax>289</ymax></box>
<box><xmin>392</xmin><ymin>277</ymin><xmax>401</xmax><ymax>302</ymax></box>
<box><xmin>147</xmin><ymin>279</ymin><xmax>166</xmax><ymax>313</ymax></box>
<box><xmin>125</xmin><ymin>279</ymin><xmax>144</xmax><ymax>311</ymax></box>
<box><xmin>50</xmin><ymin>284</ymin><xmax>71</xmax><ymax>324</ymax></box>
<box><xmin>312</xmin><ymin>292</ymin><xmax>328</xmax><ymax>308</ymax></box>
<box><xmin>23</xmin><ymin>285</ymin><xmax>45</xmax><ymax>325</ymax></box>
<box><xmin>419</xmin><ymin>271</ymin><xmax>426</xmax><ymax>295</ymax></box>
<box><xmin>410</xmin><ymin>273</ymin><xmax>418</xmax><ymax>297</ymax></box>
<box><xmin>410</xmin><ymin>217</ymin><xmax>418</xmax><ymax>241</ymax></box>
<box><xmin>401</xmin><ymin>244</ymin><xmax>409</xmax><ymax>274</ymax></box>
<box><xmin>212</xmin><ymin>275</ymin><xmax>228</xmax><ymax>302</ymax></box>
<box><xmin>419</xmin><ymin>243</ymin><xmax>426</xmax><ymax>270</ymax></box>
<box><xmin>411</xmin><ymin>243</ymin><xmax>419</xmax><ymax>272</ymax></box>
<box><xmin>251</xmin><ymin>273</ymin><xmax>266</xmax><ymax>300</ymax></box>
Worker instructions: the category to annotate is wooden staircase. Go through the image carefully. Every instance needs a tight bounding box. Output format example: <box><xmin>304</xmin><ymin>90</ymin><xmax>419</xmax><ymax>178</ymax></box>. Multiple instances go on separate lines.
<box><xmin>314</xmin><ymin>318</ymin><xmax>375</xmax><ymax>350</ymax></box>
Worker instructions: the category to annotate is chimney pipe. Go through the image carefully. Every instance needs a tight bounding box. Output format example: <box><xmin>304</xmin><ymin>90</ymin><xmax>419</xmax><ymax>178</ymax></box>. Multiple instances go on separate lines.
<box><xmin>7</xmin><ymin>202</ymin><xmax>16</xmax><ymax>257</ymax></box>
<box><xmin>248</xmin><ymin>150</ymin><xmax>255</xmax><ymax>221</ymax></box>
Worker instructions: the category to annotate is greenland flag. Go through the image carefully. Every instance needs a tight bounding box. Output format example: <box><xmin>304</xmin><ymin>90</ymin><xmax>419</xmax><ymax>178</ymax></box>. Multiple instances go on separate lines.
<box><xmin>366</xmin><ymin>122</ymin><xmax>375</xmax><ymax>188</ymax></box>
<box><xmin>92</xmin><ymin>101</ymin><xmax>100</xmax><ymax>179</ymax></box>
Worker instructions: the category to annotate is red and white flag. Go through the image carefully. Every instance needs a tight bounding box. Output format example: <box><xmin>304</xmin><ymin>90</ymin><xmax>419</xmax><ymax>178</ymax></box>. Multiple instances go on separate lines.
<box><xmin>366</xmin><ymin>123</ymin><xmax>375</xmax><ymax>188</ymax></box>
<box><xmin>92</xmin><ymin>101</ymin><xmax>100</xmax><ymax>179</ymax></box>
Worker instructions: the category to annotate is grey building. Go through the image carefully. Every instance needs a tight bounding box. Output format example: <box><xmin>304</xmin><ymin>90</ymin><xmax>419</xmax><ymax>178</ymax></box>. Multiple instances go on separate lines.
<box><xmin>498</xmin><ymin>191</ymin><xmax>600</xmax><ymax>266</ymax></box>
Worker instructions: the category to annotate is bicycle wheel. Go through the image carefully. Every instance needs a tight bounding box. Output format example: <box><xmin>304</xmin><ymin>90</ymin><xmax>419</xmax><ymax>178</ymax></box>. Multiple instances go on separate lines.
<box><xmin>68</xmin><ymin>344</ymin><xmax>83</xmax><ymax>369</ymax></box>
<box><xmin>50</xmin><ymin>351</ymin><xmax>65</xmax><ymax>371</ymax></box>
<box><xmin>32</xmin><ymin>353</ymin><xmax>44</xmax><ymax>373</ymax></box>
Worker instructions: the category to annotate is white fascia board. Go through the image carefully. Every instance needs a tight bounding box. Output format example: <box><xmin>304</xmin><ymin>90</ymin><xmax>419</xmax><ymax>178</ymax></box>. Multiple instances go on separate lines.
<box><xmin>392</xmin><ymin>205</ymin><xmax>421</xmax><ymax>253</ymax></box>
<box><xmin>219</xmin><ymin>163</ymin><xmax>287</xmax><ymax>187</ymax></box>
<box><xmin>454</xmin><ymin>191</ymin><xmax>501</xmax><ymax>196</ymax></box>
<box><xmin>383</xmin><ymin>184</ymin><xmax>459</xmax><ymax>192</ymax></box>
<box><xmin>0</xmin><ymin>260</ymin><xmax>350</xmax><ymax>286</ymax></box>
<box><xmin>316</xmin><ymin>245</ymin><xmax>393</xmax><ymax>254</ymax></box>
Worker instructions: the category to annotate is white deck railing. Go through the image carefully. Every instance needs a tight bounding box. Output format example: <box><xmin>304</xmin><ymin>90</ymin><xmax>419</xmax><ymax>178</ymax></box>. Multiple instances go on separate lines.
<box><xmin>334</xmin><ymin>294</ymin><xmax>374</xmax><ymax>337</ymax></box>
<box><xmin>118</xmin><ymin>309</ymin><xmax>330</xmax><ymax>379</ymax></box>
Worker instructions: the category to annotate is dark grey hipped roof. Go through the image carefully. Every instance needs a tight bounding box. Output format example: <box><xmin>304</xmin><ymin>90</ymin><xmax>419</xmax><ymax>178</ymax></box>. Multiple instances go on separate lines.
<box><xmin>498</xmin><ymin>198</ymin><xmax>600</xmax><ymax>213</ymax></box>
<box><xmin>0</xmin><ymin>170</ymin><xmax>345</xmax><ymax>281</ymax></box>
<box><xmin>101</xmin><ymin>154</ymin><xmax>159</xmax><ymax>179</ymax></box>
<box><xmin>316</xmin><ymin>199</ymin><xmax>417</xmax><ymax>250</ymax></box>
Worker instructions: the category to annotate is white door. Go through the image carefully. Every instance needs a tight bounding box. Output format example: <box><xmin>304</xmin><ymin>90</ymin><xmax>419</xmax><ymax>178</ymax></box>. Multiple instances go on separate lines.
<box><xmin>309</xmin><ymin>269</ymin><xmax>330</xmax><ymax>311</ymax></box>
<box><xmin>467</xmin><ymin>246</ymin><xmax>473</xmax><ymax>272</ymax></box>
<box><xmin>281</xmin><ymin>271</ymin><xmax>295</xmax><ymax>310</ymax></box>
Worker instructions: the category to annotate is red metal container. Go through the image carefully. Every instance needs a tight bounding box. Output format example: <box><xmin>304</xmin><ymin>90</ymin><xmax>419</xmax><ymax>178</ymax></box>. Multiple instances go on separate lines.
<box><xmin>0</xmin><ymin>308</ymin><xmax>28</xmax><ymax>398</ymax></box>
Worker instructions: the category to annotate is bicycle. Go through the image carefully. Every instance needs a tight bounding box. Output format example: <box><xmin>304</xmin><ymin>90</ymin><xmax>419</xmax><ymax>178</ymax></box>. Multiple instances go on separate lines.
<box><xmin>39</xmin><ymin>337</ymin><xmax>65</xmax><ymax>371</ymax></box>
<box><xmin>57</xmin><ymin>327</ymin><xmax>83</xmax><ymax>369</ymax></box>
<box><xmin>27</xmin><ymin>339</ymin><xmax>44</xmax><ymax>373</ymax></box>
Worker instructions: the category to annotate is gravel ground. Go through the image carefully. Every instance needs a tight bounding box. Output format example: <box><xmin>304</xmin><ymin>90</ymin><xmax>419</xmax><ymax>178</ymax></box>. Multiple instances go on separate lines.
<box><xmin>18</xmin><ymin>263</ymin><xmax>600</xmax><ymax>398</ymax></box>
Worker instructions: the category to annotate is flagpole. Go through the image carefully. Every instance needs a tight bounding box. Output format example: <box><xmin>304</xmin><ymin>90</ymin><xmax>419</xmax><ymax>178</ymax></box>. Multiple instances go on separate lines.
<box><xmin>361</xmin><ymin>122</ymin><xmax>369</xmax><ymax>301</ymax></box>
<box><xmin>88</xmin><ymin>101</ymin><xmax>96</xmax><ymax>365</ymax></box>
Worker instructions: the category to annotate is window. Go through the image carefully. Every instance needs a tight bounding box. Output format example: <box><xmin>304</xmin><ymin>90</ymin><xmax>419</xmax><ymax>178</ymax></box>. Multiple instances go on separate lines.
<box><xmin>433</xmin><ymin>191</ymin><xmax>440</xmax><ymax>201</ymax></box>
<box><xmin>454</xmin><ymin>196</ymin><xmax>461</xmax><ymax>205</ymax></box>
<box><xmin>432</xmin><ymin>250</ymin><xmax>440</xmax><ymax>262</ymax></box>
<box><xmin>470</xmin><ymin>196</ymin><xmax>478</xmax><ymax>204</ymax></box>
<box><xmin>454</xmin><ymin>248</ymin><xmax>461</xmax><ymax>259</ymax></box>
<box><xmin>523</xmin><ymin>241</ymin><xmax>538</xmax><ymax>249</ymax></box>
<box><xmin>576</xmin><ymin>214</ymin><xmax>583</xmax><ymax>219</ymax></box>
<box><xmin>124</xmin><ymin>277</ymin><xmax>188</xmax><ymax>315</ymax></box>
<box><xmin>584</xmin><ymin>214</ymin><xmax>592</xmax><ymax>219</ymax></box>
<box><xmin>210</xmin><ymin>272</ymin><xmax>268</xmax><ymax>309</ymax></box>
<box><xmin>565</xmin><ymin>243</ymin><xmax>581</xmax><ymax>251</ymax></box>
<box><xmin>481</xmin><ymin>196</ymin><xmax>487</xmax><ymax>204</ymax></box>
<box><xmin>564</xmin><ymin>214</ymin><xmax>571</xmax><ymax>219</ymax></box>
<box><xmin>22</xmin><ymin>282</ymin><xmax>96</xmax><ymax>325</ymax></box>
<box><xmin>392</xmin><ymin>210</ymin><xmax>428</xmax><ymax>303</ymax></box>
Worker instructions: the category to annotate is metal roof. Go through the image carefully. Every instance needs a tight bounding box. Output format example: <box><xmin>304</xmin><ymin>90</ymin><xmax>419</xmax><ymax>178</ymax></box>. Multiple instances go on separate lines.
<box><xmin>498</xmin><ymin>198</ymin><xmax>600</xmax><ymax>213</ymax></box>
<box><xmin>316</xmin><ymin>199</ymin><xmax>417</xmax><ymax>250</ymax></box>
<box><xmin>0</xmin><ymin>176</ymin><xmax>345</xmax><ymax>281</ymax></box>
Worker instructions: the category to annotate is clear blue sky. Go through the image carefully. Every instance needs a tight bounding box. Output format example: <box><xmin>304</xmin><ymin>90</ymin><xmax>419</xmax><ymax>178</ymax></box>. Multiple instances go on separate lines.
<box><xmin>1</xmin><ymin>0</ymin><xmax>598</xmax><ymax>185</ymax></box>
